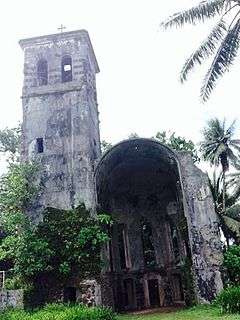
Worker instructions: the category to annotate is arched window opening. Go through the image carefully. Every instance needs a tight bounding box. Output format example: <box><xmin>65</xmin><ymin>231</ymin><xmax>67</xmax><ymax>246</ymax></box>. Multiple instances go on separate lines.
<box><xmin>61</xmin><ymin>55</ymin><xmax>72</xmax><ymax>82</ymax></box>
<box><xmin>141</xmin><ymin>218</ymin><xmax>156</xmax><ymax>267</ymax></box>
<box><xmin>36</xmin><ymin>138</ymin><xmax>44</xmax><ymax>153</ymax></box>
<box><xmin>37</xmin><ymin>59</ymin><xmax>48</xmax><ymax>85</ymax></box>
<box><xmin>170</xmin><ymin>222</ymin><xmax>180</xmax><ymax>262</ymax></box>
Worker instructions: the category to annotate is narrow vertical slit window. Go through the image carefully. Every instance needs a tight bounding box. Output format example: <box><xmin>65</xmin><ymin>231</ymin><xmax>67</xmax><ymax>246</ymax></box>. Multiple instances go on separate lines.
<box><xmin>61</xmin><ymin>55</ymin><xmax>72</xmax><ymax>82</ymax></box>
<box><xmin>118</xmin><ymin>224</ymin><xmax>126</xmax><ymax>270</ymax></box>
<box><xmin>141</xmin><ymin>218</ymin><xmax>156</xmax><ymax>267</ymax></box>
<box><xmin>117</xmin><ymin>224</ymin><xmax>131</xmax><ymax>270</ymax></box>
<box><xmin>37</xmin><ymin>59</ymin><xmax>48</xmax><ymax>85</ymax></box>
<box><xmin>36</xmin><ymin>138</ymin><xmax>44</xmax><ymax>153</ymax></box>
<box><xmin>170</xmin><ymin>221</ymin><xmax>180</xmax><ymax>262</ymax></box>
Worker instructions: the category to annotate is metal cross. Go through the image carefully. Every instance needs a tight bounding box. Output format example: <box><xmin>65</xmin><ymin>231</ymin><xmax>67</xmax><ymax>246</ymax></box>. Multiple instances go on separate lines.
<box><xmin>58</xmin><ymin>24</ymin><xmax>66</xmax><ymax>33</ymax></box>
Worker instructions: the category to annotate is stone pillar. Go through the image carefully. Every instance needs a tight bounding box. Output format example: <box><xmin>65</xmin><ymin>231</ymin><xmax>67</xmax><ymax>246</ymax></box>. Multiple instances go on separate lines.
<box><xmin>177</xmin><ymin>152</ymin><xmax>223</xmax><ymax>303</ymax></box>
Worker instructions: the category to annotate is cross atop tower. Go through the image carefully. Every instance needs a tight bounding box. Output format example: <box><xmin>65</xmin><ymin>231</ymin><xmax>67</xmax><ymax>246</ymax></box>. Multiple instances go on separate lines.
<box><xmin>58</xmin><ymin>24</ymin><xmax>66</xmax><ymax>33</ymax></box>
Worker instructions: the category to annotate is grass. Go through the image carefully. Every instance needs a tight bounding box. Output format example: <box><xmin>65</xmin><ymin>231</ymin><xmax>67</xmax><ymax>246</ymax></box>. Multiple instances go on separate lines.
<box><xmin>1</xmin><ymin>304</ymin><xmax>240</xmax><ymax>320</ymax></box>
<box><xmin>118</xmin><ymin>305</ymin><xmax>240</xmax><ymax>320</ymax></box>
<box><xmin>0</xmin><ymin>303</ymin><xmax>115</xmax><ymax>320</ymax></box>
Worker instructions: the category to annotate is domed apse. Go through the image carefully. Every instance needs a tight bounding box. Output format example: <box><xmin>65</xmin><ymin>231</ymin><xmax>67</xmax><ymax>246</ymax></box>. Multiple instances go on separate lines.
<box><xmin>95</xmin><ymin>139</ymin><xmax>192</xmax><ymax>312</ymax></box>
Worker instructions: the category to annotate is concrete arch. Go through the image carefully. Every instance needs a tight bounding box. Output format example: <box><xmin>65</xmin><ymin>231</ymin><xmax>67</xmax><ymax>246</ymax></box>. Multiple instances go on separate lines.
<box><xmin>95</xmin><ymin>138</ymin><xmax>190</xmax><ymax>311</ymax></box>
<box><xmin>95</xmin><ymin>138</ymin><xmax>180</xmax><ymax>176</ymax></box>
<box><xmin>95</xmin><ymin>138</ymin><xmax>223</xmax><ymax>311</ymax></box>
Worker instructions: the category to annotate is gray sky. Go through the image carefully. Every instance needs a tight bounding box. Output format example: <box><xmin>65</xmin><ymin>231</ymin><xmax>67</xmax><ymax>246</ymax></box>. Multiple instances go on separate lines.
<box><xmin>1</xmin><ymin>0</ymin><xmax>240</xmax><ymax>171</ymax></box>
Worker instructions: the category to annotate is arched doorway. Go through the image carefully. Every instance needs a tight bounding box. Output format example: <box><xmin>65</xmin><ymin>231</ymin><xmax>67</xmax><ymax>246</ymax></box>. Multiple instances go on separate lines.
<box><xmin>95</xmin><ymin>139</ymin><xmax>191</xmax><ymax>311</ymax></box>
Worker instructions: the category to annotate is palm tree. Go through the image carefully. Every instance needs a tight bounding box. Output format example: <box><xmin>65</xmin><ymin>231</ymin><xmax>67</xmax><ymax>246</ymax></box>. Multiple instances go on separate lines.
<box><xmin>208</xmin><ymin>171</ymin><xmax>240</xmax><ymax>245</ymax></box>
<box><xmin>161</xmin><ymin>0</ymin><xmax>240</xmax><ymax>102</ymax></box>
<box><xmin>200</xmin><ymin>118</ymin><xmax>240</xmax><ymax>217</ymax></box>
<box><xmin>228</xmin><ymin>159</ymin><xmax>240</xmax><ymax>191</ymax></box>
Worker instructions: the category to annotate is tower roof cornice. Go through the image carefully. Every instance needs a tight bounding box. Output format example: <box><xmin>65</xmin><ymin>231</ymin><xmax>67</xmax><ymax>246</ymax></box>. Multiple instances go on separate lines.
<box><xmin>19</xmin><ymin>29</ymin><xmax>99</xmax><ymax>73</ymax></box>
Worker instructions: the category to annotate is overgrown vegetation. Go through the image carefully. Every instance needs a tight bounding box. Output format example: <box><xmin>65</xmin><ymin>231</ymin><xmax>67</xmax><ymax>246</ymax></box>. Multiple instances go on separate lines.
<box><xmin>0</xmin><ymin>148</ymin><xmax>112</xmax><ymax>303</ymax></box>
<box><xmin>223</xmin><ymin>245</ymin><xmax>240</xmax><ymax>284</ymax></box>
<box><xmin>0</xmin><ymin>124</ymin><xmax>21</xmax><ymax>162</ymax></box>
<box><xmin>216</xmin><ymin>286</ymin><xmax>240</xmax><ymax>314</ymax></box>
<box><xmin>0</xmin><ymin>303</ymin><xmax>116</xmax><ymax>320</ymax></box>
<box><xmin>153</xmin><ymin>131</ymin><xmax>199</xmax><ymax>163</ymax></box>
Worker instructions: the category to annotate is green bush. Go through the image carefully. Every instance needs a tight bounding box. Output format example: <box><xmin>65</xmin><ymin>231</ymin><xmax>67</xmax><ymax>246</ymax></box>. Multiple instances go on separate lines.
<box><xmin>216</xmin><ymin>286</ymin><xmax>240</xmax><ymax>314</ymax></box>
<box><xmin>0</xmin><ymin>304</ymin><xmax>116</xmax><ymax>320</ymax></box>
<box><xmin>223</xmin><ymin>245</ymin><xmax>240</xmax><ymax>284</ymax></box>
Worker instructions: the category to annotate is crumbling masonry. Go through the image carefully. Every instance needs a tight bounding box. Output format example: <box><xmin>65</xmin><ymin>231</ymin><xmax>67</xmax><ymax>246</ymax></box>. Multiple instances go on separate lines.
<box><xmin>19</xmin><ymin>30</ymin><xmax>223</xmax><ymax>311</ymax></box>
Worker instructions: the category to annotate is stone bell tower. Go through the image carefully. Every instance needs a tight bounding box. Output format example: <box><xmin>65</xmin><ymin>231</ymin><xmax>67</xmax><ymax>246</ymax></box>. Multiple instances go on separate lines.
<box><xmin>19</xmin><ymin>30</ymin><xmax>101</xmax><ymax>221</ymax></box>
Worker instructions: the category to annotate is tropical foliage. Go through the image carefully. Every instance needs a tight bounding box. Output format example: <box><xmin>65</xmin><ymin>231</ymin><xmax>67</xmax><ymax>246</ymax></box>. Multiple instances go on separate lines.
<box><xmin>200</xmin><ymin>118</ymin><xmax>240</xmax><ymax>244</ymax></box>
<box><xmin>154</xmin><ymin>131</ymin><xmax>199</xmax><ymax>162</ymax></box>
<box><xmin>0</xmin><ymin>161</ymin><xmax>111</xmax><ymax>293</ymax></box>
<box><xmin>208</xmin><ymin>171</ymin><xmax>240</xmax><ymax>243</ymax></box>
<box><xmin>161</xmin><ymin>0</ymin><xmax>240</xmax><ymax>101</ymax></box>
<box><xmin>200</xmin><ymin>118</ymin><xmax>240</xmax><ymax>211</ymax></box>
<box><xmin>101</xmin><ymin>140</ymin><xmax>113</xmax><ymax>154</ymax></box>
<box><xmin>0</xmin><ymin>124</ymin><xmax>21</xmax><ymax>161</ymax></box>
<box><xmin>216</xmin><ymin>286</ymin><xmax>240</xmax><ymax>314</ymax></box>
<box><xmin>223</xmin><ymin>245</ymin><xmax>240</xmax><ymax>284</ymax></box>
<box><xmin>0</xmin><ymin>303</ymin><xmax>116</xmax><ymax>320</ymax></box>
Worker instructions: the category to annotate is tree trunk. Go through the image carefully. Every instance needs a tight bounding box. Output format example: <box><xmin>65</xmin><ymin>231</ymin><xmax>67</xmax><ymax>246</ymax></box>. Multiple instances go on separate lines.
<box><xmin>222</xmin><ymin>170</ymin><xmax>230</xmax><ymax>248</ymax></box>
<box><xmin>222</xmin><ymin>170</ymin><xmax>226</xmax><ymax>215</ymax></box>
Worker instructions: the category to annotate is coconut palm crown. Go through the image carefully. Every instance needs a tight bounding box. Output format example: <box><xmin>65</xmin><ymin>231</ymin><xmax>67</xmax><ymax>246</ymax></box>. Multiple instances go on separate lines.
<box><xmin>200</xmin><ymin>118</ymin><xmax>240</xmax><ymax>168</ymax></box>
<box><xmin>161</xmin><ymin>0</ymin><xmax>240</xmax><ymax>102</ymax></box>
<box><xmin>200</xmin><ymin>118</ymin><xmax>240</xmax><ymax>215</ymax></box>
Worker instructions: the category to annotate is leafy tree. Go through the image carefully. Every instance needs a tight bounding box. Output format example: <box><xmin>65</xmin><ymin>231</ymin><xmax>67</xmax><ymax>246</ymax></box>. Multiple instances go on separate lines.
<box><xmin>161</xmin><ymin>0</ymin><xmax>240</xmax><ymax>101</ymax></box>
<box><xmin>35</xmin><ymin>206</ymin><xmax>111</xmax><ymax>280</ymax></box>
<box><xmin>200</xmin><ymin>118</ymin><xmax>240</xmax><ymax>221</ymax></box>
<box><xmin>223</xmin><ymin>245</ymin><xmax>240</xmax><ymax>284</ymax></box>
<box><xmin>128</xmin><ymin>132</ymin><xmax>139</xmax><ymax>139</ymax></box>
<box><xmin>0</xmin><ymin>161</ymin><xmax>111</xmax><ymax>294</ymax></box>
<box><xmin>0</xmin><ymin>124</ymin><xmax>21</xmax><ymax>162</ymax></box>
<box><xmin>0</xmin><ymin>205</ymin><xmax>111</xmax><ymax>289</ymax></box>
<box><xmin>101</xmin><ymin>140</ymin><xmax>113</xmax><ymax>154</ymax></box>
<box><xmin>154</xmin><ymin>131</ymin><xmax>199</xmax><ymax>162</ymax></box>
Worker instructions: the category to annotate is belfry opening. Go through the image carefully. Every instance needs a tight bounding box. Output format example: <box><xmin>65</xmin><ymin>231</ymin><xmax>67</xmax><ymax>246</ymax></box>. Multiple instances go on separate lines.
<box><xmin>96</xmin><ymin>139</ymin><xmax>192</xmax><ymax>311</ymax></box>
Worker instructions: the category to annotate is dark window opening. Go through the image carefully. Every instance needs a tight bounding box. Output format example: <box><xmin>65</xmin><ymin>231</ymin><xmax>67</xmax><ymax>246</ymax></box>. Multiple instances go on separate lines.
<box><xmin>37</xmin><ymin>59</ymin><xmax>48</xmax><ymax>85</ymax></box>
<box><xmin>61</xmin><ymin>55</ymin><xmax>72</xmax><ymax>82</ymax></box>
<box><xmin>148</xmin><ymin>279</ymin><xmax>160</xmax><ymax>307</ymax></box>
<box><xmin>118</xmin><ymin>224</ymin><xmax>127</xmax><ymax>270</ymax></box>
<box><xmin>135</xmin><ymin>278</ymin><xmax>144</xmax><ymax>309</ymax></box>
<box><xmin>170</xmin><ymin>222</ymin><xmax>180</xmax><ymax>262</ymax></box>
<box><xmin>36</xmin><ymin>138</ymin><xmax>44</xmax><ymax>153</ymax></box>
<box><xmin>63</xmin><ymin>287</ymin><xmax>77</xmax><ymax>303</ymax></box>
<box><xmin>173</xmin><ymin>275</ymin><xmax>184</xmax><ymax>301</ymax></box>
<box><xmin>114</xmin><ymin>278</ymin><xmax>125</xmax><ymax>312</ymax></box>
<box><xmin>123</xmin><ymin>279</ymin><xmax>135</xmax><ymax>310</ymax></box>
<box><xmin>109</xmin><ymin>238</ymin><xmax>114</xmax><ymax>272</ymax></box>
<box><xmin>141</xmin><ymin>219</ymin><xmax>156</xmax><ymax>267</ymax></box>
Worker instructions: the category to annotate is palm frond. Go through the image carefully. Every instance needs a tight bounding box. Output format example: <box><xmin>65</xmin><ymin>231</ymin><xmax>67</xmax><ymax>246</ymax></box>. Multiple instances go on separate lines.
<box><xmin>231</xmin><ymin>139</ymin><xmax>240</xmax><ymax>144</ymax></box>
<box><xmin>201</xmin><ymin>18</ymin><xmax>240</xmax><ymax>102</ymax></box>
<box><xmin>227</xmin><ymin>147</ymin><xmax>238</xmax><ymax>166</ymax></box>
<box><xmin>180</xmin><ymin>20</ymin><xmax>227</xmax><ymax>82</ymax></box>
<box><xmin>161</xmin><ymin>0</ymin><xmax>227</xmax><ymax>29</ymax></box>
<box><xmin>222</xmin><ymin>214</ymin><xmax>240</xmax><ymax>241</ymax></box>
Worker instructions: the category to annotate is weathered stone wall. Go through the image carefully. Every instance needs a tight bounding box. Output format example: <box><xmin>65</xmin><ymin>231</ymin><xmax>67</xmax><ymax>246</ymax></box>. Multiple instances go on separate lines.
<box><xmin>178</xmin><ymin>152</ymin><xmax>223</xmax><ymax>303</ymax></box>
<box><xmin>0</xmin><ymin>289</ymin><xmax>23</xmax><ymax>310</ymax></box>
<box><xmin>78</xmin><ymin>280</ymin><xmax>102</xmax><ymax>306</ymax></box>
<box><xmin>20</xmin><ymin>30</ymin><xmax>101</xmax><ymax>222</ymax></box>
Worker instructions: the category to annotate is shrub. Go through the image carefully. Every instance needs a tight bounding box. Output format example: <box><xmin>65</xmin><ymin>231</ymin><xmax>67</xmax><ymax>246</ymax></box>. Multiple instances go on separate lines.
<box><xmin>223</xmin><ymin>245</ymin><xmax>240</xmax><ymax>284</ymax></box>
<box><xmin>216</xmin><ymin>286</ymin><xmax>240</xmax><ymax>314</ymax></box>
